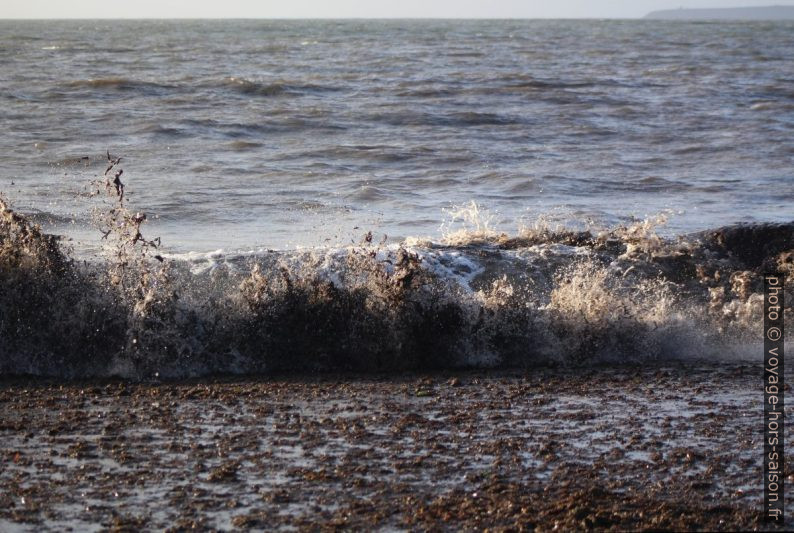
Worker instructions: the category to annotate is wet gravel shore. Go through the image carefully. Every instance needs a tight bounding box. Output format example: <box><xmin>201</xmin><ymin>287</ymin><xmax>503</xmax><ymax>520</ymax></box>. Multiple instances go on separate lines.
<box><xmin>0</xmin><ymin>363</ymin><xmax>788</xmax><ymax>531</ymax></box>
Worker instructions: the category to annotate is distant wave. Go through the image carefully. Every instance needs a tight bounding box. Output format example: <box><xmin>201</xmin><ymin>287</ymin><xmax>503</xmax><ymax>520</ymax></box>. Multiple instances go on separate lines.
<box><xmin>63</xmin><ymin>78</ymin><xmax>177</xmax><ymax>94</ymax></box>
<box><xmin>219</xmin><ymin>77</ymin><xmax>341</xmax><ymax>97</ymax></box>
<box><xmin>54</xmin><ymin>77</ymin><xmax>342</xmax><ymax>100</ymax></box>
<box><xmin>227</xmin><ymin>140</ymin><xmax>264</xmax><ymax>151</ymax></box>
<box><xmin>391</xmin><ymin>75</ymin><xmax>656</xmax><ymax>100</ymax></box>
<box><xmin>293</xmin><ymin>144</ymin><xmax>437</xmax><ymax>163</ymax></box>
<box><xmin>173</xmin><ymin>116</ymin><xmax>345</xmax><ymax>137</ymax></box>
<box><xmin>135</xmin><ymin>124</ymin><xmax>186</xmax><ymax>137</ymax></box>
<box><xmin>372</xmin><ymin>111</ymin><xmax>522</xmax><ymax>127</ymax></box>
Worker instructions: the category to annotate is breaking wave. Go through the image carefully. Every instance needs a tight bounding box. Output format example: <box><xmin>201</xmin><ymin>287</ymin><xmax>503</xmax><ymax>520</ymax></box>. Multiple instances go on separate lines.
<box><xmin>1</xmin><ymin>168</ymin><xmax>792</xmax><ymax>379</ymax></box>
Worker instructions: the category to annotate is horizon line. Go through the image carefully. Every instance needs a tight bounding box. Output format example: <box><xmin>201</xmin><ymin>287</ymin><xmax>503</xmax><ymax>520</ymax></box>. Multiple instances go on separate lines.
<box><xmin>0</xmin><ymin>16</ymin><xmax>643</xmax><ymax>20</ymax></box>
<box><xmin>4</xmin><ymin>14</ymin><xmax>793</xmax><ymax>21</ymax></box>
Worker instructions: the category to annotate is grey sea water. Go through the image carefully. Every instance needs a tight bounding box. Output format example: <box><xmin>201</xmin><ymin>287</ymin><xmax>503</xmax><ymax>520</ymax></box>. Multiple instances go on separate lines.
<box><xmin>1</xmin><ymin>19</ymin><xmax>793</xmax><ymax>252</ymax></box>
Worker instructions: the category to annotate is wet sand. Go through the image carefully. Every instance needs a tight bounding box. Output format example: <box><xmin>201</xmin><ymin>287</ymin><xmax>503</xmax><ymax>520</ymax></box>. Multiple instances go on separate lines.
<box><xmin>0</xmin><ymin>363</ymin><xmax>787</xmax><ymax>531</ymax></box>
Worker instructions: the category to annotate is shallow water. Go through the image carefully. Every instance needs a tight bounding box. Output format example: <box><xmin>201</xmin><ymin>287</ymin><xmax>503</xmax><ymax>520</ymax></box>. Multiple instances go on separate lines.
<box><xmin>1</xmin><ymin>19</ymin><xmax>793</xmax><ymax>252</ymax></box>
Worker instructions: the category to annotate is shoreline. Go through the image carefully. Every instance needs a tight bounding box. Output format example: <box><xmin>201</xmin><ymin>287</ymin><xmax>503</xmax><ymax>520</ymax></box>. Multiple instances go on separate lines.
<box><xmin>1</xmin><ymin>363</ymin><xmax>785</xmax><ymax>530</ymax></box>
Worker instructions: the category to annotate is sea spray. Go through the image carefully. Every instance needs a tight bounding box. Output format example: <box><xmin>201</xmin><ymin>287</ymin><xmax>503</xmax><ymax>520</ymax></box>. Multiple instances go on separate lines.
<box><xmin>441</xmin><ymin>201</ymin><xmax>500</xmax><ymax>245</ymax></box>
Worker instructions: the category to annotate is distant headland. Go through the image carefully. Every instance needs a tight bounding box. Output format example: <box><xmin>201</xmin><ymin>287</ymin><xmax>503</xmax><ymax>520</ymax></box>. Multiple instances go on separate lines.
<box><xmin>644</xmin><ymin>5</ymin><xmax>794</xmax><ymax>20</ymax></box>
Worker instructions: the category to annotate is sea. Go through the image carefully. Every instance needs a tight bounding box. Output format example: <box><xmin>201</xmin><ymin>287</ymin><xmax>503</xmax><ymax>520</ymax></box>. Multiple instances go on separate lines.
<box><xmin>0</xmin><ymin>19</ymin><xmax>792</xmax><ymax>377</ymax></box>
<box><xmin>1</xmin><ymin>19</ymin><xmax>792</xmax><ymax>251</ymax></box>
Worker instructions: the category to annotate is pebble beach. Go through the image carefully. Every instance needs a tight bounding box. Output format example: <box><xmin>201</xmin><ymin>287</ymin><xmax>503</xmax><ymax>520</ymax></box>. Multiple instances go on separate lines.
<box><xmin>0</xmin><ymin>363</ymin><xmax>783</xmax><ymax>531</ymax></box>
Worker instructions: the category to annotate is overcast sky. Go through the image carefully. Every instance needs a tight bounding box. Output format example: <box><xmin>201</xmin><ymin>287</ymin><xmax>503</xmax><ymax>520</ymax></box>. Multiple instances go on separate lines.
<box><xmin>2</xmin><ymin>0</ymin><xmax>793</xmax><ymax>19</ymax></box>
